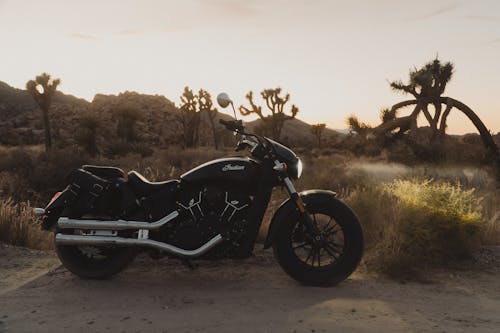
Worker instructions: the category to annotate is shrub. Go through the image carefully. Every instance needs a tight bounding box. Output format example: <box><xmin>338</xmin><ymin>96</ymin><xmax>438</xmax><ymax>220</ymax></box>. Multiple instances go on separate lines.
<box><xmin>347</xmin><ymin>179</ymin><xmax>483</xmax><ymax>278</ymax></box>
<box><xmin>102</xmin><ymin>140</ymin><xmax>132</xmax><ymax>158</ymax></box>
<box><xmin>131</xmin><ymin>142</ymin><xmax>154</xmax><ymax>157</ymax></box>
<box><xmin>0</xmin><ymin>147</ymin><xmax>89</xmax><ymax>203</ymax></box>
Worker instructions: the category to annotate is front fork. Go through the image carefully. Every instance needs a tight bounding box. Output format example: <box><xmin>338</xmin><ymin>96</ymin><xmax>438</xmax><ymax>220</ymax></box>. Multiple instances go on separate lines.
<box><xmin>274</xmin><ymin>161</ymin><xmax>321</xmax><ymax>238</ymax></box>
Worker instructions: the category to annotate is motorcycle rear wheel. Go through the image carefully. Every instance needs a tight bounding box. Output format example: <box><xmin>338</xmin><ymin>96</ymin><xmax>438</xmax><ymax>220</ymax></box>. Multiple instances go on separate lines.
<box><xmin>55</xmin><ymin>229</ymin><xmax>136</xmax><ymax>279</ymax></box>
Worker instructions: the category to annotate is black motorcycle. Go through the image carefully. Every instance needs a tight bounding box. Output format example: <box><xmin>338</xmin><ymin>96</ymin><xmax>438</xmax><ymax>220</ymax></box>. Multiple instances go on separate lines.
<box><xmin>34</xmin><ymin>93</ymin><xmax>363</xmax><ymax>286</ymax></box>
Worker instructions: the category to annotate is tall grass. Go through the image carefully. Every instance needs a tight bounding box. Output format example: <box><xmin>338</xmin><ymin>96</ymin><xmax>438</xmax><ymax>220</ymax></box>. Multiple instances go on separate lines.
<box><xmin>346</xmin><ymin>179</ymin><xmax>483</xmax><ymax>278</ymax></box>
<box><xmin>0</xmin><ymin>198</ymin><xmax>53</xmax><ymax>250</ymax></box>
<box><xmin>478</xmin><ymin>189</ymin><xmax>500</xmax><ymax>245</ymax></box>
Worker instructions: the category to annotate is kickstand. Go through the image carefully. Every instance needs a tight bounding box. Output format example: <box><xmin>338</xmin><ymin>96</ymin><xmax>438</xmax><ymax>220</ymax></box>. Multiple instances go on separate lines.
<box><xmin>182</xmin><ymin>259</ymin><xmax>198</xmax><ymax>270</ymax></box>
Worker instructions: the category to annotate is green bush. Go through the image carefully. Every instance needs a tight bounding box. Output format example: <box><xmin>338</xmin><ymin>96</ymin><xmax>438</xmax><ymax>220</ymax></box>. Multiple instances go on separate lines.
<box><xmin>347</xmin><ymin>179</ymin><xmax>482</xmax><ymax>278</ymax></box>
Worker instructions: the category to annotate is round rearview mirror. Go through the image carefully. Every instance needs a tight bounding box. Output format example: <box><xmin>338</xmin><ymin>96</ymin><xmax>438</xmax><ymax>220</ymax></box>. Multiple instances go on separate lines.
<box><xmin>217</xmin><ymin>92</ymin><xmax>232</xmax><ymax>108</ymax></box>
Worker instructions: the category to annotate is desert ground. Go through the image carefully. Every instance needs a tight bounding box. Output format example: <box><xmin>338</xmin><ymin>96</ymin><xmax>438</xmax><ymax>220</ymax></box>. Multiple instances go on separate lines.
<box><xmin>1</xmin><ymin>243</ymin><xmax>499</xmax><ymax>333</ymax></box>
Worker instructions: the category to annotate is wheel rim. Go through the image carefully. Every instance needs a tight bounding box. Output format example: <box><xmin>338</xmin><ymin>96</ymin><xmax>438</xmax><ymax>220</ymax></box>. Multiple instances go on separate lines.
<box><xmin>77</xmin><ymin>245</ymin><xmax>115</xmax><ymax>260</ymax></box>
<box><xmin>67</xmin><ymin>229</ymin><xmax>119</xmax><ymax>261</ymax></box>
<box><xmin>289</xmin><ymin>213</ymin><xmax>345</xmax><ymax>268</ymax></box>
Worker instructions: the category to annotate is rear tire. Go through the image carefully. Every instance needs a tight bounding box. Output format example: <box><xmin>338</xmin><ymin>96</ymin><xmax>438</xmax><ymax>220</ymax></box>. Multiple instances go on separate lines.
<box><xmin>55</xmin><ymin>228</ymin><xmax>136</xmax><ymax>279</ymax></box>
<box><xmin>273</xmin><ymin>197</ymin><xmax>363</xmax><ymax>286</ymax></box>
<box><xmin>55</xmin><ymin>241</ymin><xmax>135</xmax><ymax>279</ymax></box>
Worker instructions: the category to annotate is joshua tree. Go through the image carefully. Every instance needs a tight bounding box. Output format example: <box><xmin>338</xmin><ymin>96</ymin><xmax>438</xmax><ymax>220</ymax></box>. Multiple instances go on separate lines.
<box><xmin>239</xmin><ymin>88</ymin><xmax>299</xmax><ymax>141</ymax></box>
<box><xmin>177</xmin><ymin>87</ymin><xmax>201</xmax><ymax>148</ymax></box>
<box><xmin>26</xmin><ymin>73</ymin><xmax>61</xmax><ymax>152</ymax></box>
<box><xmin>347</xmin><ymin>58</ymin><xmax>500</xmax><ymax>164</ymax></box>
<box><xmin>75</xmin><ymin>113</ymin><xmax>100</xmax><ymax>156</ymax></box>
<box><xmin>198</xmin><ymin>89</ymin><xmax>220</xmax><ymax>150</ymax></box>
<box><xmin>347</xmin><ymin>115</ymin><xmax>372</xmax><ymax>136</ymax></box>
<box><xmin>115</xmin><ymin>106</ymin><xmax>142</xmax><ymax>143</ymax></box>
<box><xmin>311</xmin><ymin>123</ymin><xmax>326</xmax><ymax>148</ymax></box>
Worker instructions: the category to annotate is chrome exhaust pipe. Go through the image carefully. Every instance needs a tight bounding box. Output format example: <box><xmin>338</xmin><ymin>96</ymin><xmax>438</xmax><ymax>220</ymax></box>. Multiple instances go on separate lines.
<box><xmin>57</xmin><ymin>211</ymin><xmax>179</xmax><ymax>230</ymax></box>
<box><xmin>33</xmin><ymin>208</ymin><xmax>46</xmax><ymax>216</ymax></box>
<box><xmin>54</xmin><ymin>233</ymin><xmax>223</xmax><ymax>258</ymax></box>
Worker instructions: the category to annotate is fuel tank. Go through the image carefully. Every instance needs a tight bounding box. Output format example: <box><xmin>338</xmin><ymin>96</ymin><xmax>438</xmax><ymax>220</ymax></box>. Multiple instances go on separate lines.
<box><xmin>180</xmin><ymin>157</ymin><xmax>261</xmax><ymax>187</ymax></box>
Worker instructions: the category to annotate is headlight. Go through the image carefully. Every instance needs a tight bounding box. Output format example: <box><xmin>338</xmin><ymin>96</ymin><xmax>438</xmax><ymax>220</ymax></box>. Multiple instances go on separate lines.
<box><xmin>296</xmin><ymin>158</ymin><xmax>303</xmax><ymax>179</ymax></box>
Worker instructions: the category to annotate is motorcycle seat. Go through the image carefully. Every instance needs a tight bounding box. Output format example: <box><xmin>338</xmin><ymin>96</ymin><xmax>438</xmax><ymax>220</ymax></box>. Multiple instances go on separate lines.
<box><xmin>82</xmin><ymin>165</ymin><xmax>125</xmax><ymax>179</ymax></box>
<box><xmin>127</xmin><ymin>171</ymin><xmax>179</xmax><ymax>196</ymax></box>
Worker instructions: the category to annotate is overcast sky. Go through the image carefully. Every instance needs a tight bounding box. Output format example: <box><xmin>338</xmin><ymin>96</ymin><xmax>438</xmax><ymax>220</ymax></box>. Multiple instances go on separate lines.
<box><xmin>1</xmin><ymin>0</ymin><xmax>499</xmax><ymax>133</ymax></box>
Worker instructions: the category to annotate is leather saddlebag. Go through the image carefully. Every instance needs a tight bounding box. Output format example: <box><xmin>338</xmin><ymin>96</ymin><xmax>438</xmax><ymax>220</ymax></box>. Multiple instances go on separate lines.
<box><xmin>66</xmin><ymin>169</ymin><xmax>117</xmax><ymax>217</ymax></box>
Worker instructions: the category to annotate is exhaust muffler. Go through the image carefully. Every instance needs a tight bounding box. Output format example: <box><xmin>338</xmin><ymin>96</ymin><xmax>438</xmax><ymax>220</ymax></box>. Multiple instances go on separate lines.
<box><xmin>54</xmin><ymin>233</ymin><xmax>223</xmax><ymax>258</ymax></box>
<box><xmin>57</xmin><ymin>211</ymin><xmax>179</xmax><ymax>230</ymax></box>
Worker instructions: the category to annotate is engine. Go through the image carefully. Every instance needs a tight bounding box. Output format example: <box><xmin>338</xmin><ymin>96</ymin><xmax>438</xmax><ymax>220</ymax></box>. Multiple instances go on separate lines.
<box><xmin>155</xmin><ymin>186</ymin><xmax>252</xmax><ymax>254</ymax></box>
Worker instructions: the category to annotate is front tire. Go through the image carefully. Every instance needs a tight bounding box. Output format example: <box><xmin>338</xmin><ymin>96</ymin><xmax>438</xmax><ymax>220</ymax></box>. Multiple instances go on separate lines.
<box><xmin>273</xmin><ymin>196</ymin><xmax>363</xmax><ymax>286</ymax></box>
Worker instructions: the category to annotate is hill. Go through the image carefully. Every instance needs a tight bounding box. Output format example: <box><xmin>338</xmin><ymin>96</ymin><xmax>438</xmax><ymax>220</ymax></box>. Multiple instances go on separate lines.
<box><xmin>0</xmin><ymin>81</ymin><xmax>37</xmax><ymax>119</ymax></box>
<box><xmin>0</xmin><ymin>81</ymin><xmax>344</xmax><ymax>148</ymax></box>
<box><xmin>0</xmin><ymin>81</ymin><xmax>90</xmax><ymax>145</ymax></box>
<box><xmin>0</xmin><ymin>81</ymin><xmax>181</xmax><ymax>146</ymax></box>
<box><xmin>246</xmin><ymin>117</ymin><xmax>343</xmax><ymax>146</ymax></box>
<box><xmin>1</xmin><ymin>80</ymin><xmax>496</xmax><ymax>150</ymax></box>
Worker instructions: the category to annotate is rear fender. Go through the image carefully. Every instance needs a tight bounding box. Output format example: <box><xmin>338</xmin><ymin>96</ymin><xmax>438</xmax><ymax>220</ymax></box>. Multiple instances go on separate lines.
<box><xmin>263</xmin><ymin>190</ymin><xmax>336</xmax><ymax>249</ymax></box>
<box><xmin>40</xmin><ymin>188</ymin><xmax>76</xmax><ymax>230</ymax></box>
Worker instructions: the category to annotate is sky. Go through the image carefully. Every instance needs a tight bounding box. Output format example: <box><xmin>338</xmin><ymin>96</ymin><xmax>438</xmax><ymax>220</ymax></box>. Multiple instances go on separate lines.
<box><xmin>0</xmin><ymin>0</ymin><xmax>499</xmax><ymax>134</ymax></box>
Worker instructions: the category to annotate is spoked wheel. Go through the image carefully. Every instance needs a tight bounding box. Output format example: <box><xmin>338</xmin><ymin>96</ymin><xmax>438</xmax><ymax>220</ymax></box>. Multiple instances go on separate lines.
<box><xmin>273</xmin><ymin>196</ymin><xmax>363</xmax><ymax>286</ymax></box>
<box><xmin>55</xmin><ymin>228</ymin><xmax>136</xmax><ymax>279</ymax></box>
<box><xmin>290</xmin><ymin>213</ymin><xmax>345</xmax><ymax>268</ymax></box>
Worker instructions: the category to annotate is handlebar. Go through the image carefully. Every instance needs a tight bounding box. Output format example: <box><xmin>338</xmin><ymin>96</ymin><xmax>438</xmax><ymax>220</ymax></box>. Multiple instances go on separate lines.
<box><xmin>218</xmin><ymin>118</ymin><xmax>276</xmax><ymax>158</ymax></box>
<box><xmin>219</xmin><ymin>119</ymin><xmax>244</xmax><ymax>132</ymax></box>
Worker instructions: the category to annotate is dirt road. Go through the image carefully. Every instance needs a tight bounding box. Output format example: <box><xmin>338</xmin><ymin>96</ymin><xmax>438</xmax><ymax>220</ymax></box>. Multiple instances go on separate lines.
<box><xmin>1</xmin><ymin>244</ymin><xmax>500</xmax><ymax>333</ymax></box>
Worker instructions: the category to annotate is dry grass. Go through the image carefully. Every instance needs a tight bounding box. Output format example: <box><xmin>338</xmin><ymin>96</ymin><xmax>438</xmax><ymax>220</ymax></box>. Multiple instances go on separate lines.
<box><xmin>478</xmin><ymin>190</ymin><xmax>500</xmax><ymax>245</ymax></box>
<box><xmin>0</xmin><ymin>198</ymin><xmax>53</xmax><ymax>250</ymax></box>
<box><xmin>346</xmin><ymin>179</ymin><xmax>484</xmax><ymax>278</ymax></box>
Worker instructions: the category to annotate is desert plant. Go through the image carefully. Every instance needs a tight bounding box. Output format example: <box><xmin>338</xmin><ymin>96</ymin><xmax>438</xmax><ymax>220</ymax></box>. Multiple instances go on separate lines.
<box><xmin>114</xmin><ymin>106</ymin><xmax>142</xmax><ymax>143</ymax></box>
<box><xmin>198</xmin><ymin>89</ymin><xmax>220</xmax><ymax>149</ymax></box>
<box><xmin>346</xmin><ymin>115</ymin><xmax>371</xmax><ymax>135</ymax></box>
<box><xmin>103</xmin><ymin>139</ymin><xmax>132</xmax><ymax>158</ymax></box>
<box><xmin>347</xmin><ymin>58</ymin><xmax>500</xmax><ymax>170</ymax></box>
<box><xmin>26</xmin><ymin>73</ymin><xmax>61</xmax><ymax>152</ymax></box>
<box><xmin>131</xmin><ymin>142</ymin><xmax>154</xmax><ymax>157</ymax></box>
<box><xmin>345</xmin><ymin>59</ymin><xmax>500</xmax><ymax>169</ymax></box>
<box><xmin>177</xmin><ymin>87</ymin><xmax>201</xmax><ymax>148</ymax></box>
<box><xmin>347</xmin><ymin>179</ymin><xmax>483</xmax><ymax>278</ymax></box>
<box><xmin>239</xmin><ymin>88</ymin><xmax>299</xmax><ymax>141</ymax></box>
<box><xmin>0</xmin><ymin>146</ymin><xmax>89</xmax><ymax>203</ymax></box>
<box><xmin>0</xmin><ymin>198</ymin><xmax>52</xmax><ymax>249</ymax></box>
<box><xmin>75</xmin><ymin>113</ymin><xmax>100</xmax><ymax>156</ymax></box>
<box><xmin>310</xmin><ymin>123</ymin><xmax>326</xmax><ymax>148</ymax></box>
<box><xmin>0</xmin><ymin>198</ymin><xmax>31</xmax><ymax>246</ymax></box>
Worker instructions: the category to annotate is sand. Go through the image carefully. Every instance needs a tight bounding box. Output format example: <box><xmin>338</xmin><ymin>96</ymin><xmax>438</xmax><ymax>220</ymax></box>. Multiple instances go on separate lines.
<box><xmin>1</xmin><ymin>243</ymin><xmax>499</xmax><ymax>333</ymax></box>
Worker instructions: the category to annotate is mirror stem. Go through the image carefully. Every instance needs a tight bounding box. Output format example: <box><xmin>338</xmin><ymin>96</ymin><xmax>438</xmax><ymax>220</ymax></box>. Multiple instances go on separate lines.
<box><xmin>230</xmin><ymin>102</ymin><xmax>238</xmax><ymax>120</ymax></box>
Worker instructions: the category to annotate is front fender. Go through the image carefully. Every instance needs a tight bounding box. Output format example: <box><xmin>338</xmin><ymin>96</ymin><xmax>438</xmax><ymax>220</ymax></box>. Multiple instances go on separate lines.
<box><xmin>263</xmin><ymin>189</ymin><xmax>336</xmax><ymax>249</ymax></box>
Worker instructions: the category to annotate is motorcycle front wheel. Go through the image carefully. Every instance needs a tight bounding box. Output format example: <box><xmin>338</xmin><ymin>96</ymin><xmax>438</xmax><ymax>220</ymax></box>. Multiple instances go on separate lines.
<box><xmin>273</xmin><ymin>197</ymin><xmax>363</xmax><ymax>286</ymax></box>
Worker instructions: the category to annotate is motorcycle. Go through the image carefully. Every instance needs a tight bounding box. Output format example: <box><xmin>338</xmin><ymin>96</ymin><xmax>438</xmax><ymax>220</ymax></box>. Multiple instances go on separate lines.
<box><xmin>34</xmin><ymin>93</ymin><xmax>363</xmax><ymax>286</ymax></box>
